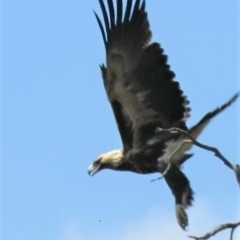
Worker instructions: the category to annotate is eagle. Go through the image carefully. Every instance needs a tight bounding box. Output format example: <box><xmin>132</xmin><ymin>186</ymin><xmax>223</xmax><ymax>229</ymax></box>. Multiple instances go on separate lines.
<box><xmin>87</xmin><ymin>0</ymin><xmax>239</xmax><ymax>230</ymax></box>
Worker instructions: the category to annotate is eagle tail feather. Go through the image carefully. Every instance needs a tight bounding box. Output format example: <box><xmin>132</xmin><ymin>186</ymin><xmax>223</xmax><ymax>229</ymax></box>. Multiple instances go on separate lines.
<box><xmin>188</xmin><ymin>92</ymin><xmax>239</xmax><ymax>139</ymax></box>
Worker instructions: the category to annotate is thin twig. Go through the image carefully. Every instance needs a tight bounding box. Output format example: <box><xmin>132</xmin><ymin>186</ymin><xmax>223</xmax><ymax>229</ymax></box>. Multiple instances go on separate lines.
<box><xmin>150</xmin><ymin>140</ymin><xmax>189</xmax><ymax>182</ymax></box>
<box><xmin>188</xmin><ymin>221</ymin><xmax>240</xmax><ymax>240</ymax></box>
<box><xmin>168</xmin><ymin>127</ymin><xmax>240</xmax><ymax>186</ymax></box>
<box><xmin>149</xmin><ymin>127</ymin><xmax>239</xmax><ymax>239</ymax></box>
<box><xmin>150</xmin><ymin>127</ymin><xmax>240</xmax><ymax>187</ymax></box>
<box><xmin>150</xmin><ymin>163</ymin><xmax>172</xmax><ymax>182</ymax></box>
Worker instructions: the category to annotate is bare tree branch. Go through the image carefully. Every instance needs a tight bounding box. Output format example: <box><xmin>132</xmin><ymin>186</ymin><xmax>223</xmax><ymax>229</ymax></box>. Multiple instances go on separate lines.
<box><xmin>188</xmin><ymin>221</ymin><xmax>240</xmax><ymax>240</ymax></box>
<box><xmin>150</xmin><ymin>127</ymin><xmax>239</xmax><ymax>239</ymax></box>
<box><xmin>150</xmin><ymin>127</ymin><xmax>240</xmax><ymax>187</ymax></box>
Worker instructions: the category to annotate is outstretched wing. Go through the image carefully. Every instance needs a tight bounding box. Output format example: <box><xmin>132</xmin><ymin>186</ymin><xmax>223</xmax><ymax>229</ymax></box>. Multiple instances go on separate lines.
<box><xmin>94</xmin><ymin>0</ymin><xmax>190</xmax><ymax>133</ymax></box>
<box><xmin>100</xmin><ymin>65</ymin><xmax>133</xmax><ymax>151</ymax></box>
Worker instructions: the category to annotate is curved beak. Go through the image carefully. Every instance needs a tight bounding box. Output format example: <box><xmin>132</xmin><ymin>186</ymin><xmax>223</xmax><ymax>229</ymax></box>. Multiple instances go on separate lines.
<box><xmin>88</xmin><ymin>163</ymin><xmax>100</xmax><ymax>176</ymax></box>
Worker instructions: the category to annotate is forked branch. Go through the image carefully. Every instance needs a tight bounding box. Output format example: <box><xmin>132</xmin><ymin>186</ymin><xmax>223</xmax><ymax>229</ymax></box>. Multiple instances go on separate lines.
<box><xmin>188</xmin><ymin>221</ymin><xmax>240</xmax><ymax>240</ymax></box>
<box><xmin>150</xmin><ymin>127</ymin><xmax>239</xmax><ymax>239</ymax></box>
<box><xmin>150</xmin><ymin>127</ymin><xmax>240</xmax><ymax>186</ymax></box>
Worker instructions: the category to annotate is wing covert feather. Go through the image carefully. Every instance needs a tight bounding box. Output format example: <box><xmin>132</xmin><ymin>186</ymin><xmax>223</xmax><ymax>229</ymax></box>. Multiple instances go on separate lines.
<box><xmin>100</xmin><ymin>65</ymin><xmax>133</xmax><ymax>151</ymax></box>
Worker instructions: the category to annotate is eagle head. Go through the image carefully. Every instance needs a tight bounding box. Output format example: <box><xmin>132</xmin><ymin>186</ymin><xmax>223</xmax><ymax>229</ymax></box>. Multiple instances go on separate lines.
<box><xmin>88</xmin><ymin>149</ymin><xmax>124</xmax><ymax>176</ymax></box>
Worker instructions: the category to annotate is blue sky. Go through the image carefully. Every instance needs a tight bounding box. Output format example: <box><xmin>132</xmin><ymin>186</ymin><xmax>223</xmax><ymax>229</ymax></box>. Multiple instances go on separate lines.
<box><xmin>2</xmin><ymin>0</ymin><xmax>239</xmax><ymax>240</ymax></box>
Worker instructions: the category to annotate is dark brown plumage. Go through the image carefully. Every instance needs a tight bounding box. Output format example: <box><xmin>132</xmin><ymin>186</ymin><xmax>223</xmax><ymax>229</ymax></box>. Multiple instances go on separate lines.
<box><xmin>88</xmin><ymin>0</ymin><xmax>239</xmax><ymax>230</ymax></box>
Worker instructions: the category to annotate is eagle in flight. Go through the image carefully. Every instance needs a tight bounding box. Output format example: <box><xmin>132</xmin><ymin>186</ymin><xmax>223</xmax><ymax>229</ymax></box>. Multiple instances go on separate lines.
<box><xmin>87</xmin><ymin>0</ymin><xmax>239</xmax><ymax>230</ymax></box>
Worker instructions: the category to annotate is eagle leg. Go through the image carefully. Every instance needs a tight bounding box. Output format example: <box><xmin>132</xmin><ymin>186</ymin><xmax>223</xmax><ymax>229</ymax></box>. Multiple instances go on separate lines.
<box><xmin>163</xmin><ymin>165</ymin><xmax>194</xmax><ymax>230</ymax></box>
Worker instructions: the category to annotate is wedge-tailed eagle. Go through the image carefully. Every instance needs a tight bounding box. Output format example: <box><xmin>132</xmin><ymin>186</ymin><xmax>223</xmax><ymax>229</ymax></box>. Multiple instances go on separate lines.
<box><xmin>87</xmin><ymin>0</ymin><xmax>239</xmax><ymax>229</ymax></box>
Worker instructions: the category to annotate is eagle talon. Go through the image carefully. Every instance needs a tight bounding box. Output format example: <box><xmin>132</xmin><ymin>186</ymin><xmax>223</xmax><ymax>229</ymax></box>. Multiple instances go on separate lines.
<box><xmin>176</xmin><ymin>204</ymin><xmax>189</xmax><ymax>230</ymax></box>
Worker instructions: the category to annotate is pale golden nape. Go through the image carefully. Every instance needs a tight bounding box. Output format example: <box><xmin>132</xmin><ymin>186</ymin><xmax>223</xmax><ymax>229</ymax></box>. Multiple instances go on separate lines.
<box><xmin>88</xmin><ymin>149</ymin><xmax>124</xmax><ymax>176</ymax></box>
<box><xmin>97</xmin><ymin>149</ymin><xmax>124</xmax><ymax>166</ymax></box>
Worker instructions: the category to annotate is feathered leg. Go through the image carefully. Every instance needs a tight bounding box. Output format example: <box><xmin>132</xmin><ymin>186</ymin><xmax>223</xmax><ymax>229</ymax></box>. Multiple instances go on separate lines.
<box><xmin>163</xmin><ymin>165</ymin><xmax>194</xmax><ymax>230</ymax></box>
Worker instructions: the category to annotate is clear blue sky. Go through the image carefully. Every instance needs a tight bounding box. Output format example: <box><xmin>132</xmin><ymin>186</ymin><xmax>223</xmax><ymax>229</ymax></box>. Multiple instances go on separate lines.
<box><xmin>2</xmin><ymin>0</ymin><xmax>239</xmax><ymax>240</ymax></box>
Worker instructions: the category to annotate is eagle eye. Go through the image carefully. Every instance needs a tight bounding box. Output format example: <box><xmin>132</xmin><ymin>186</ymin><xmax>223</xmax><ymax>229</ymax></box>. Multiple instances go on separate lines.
<box><xmin>95</xmin><ymin>158</ymin><xmax>101</xmax><ymax>165</ymax></box>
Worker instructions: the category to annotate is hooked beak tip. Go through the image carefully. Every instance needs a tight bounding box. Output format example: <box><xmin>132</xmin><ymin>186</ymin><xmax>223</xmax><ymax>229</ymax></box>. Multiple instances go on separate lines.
<box><xmin>87</xmin><ymin>164</ymin><xmax>99</xmax><ymax>176</ymax></box>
